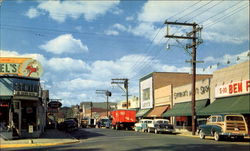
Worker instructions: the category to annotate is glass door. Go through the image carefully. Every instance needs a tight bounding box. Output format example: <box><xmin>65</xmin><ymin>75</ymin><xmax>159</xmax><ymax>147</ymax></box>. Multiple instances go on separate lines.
<box><xmin>13</xmin><ymin>100</ymin><xmax>21</xmax><ymax>137</ymax></box>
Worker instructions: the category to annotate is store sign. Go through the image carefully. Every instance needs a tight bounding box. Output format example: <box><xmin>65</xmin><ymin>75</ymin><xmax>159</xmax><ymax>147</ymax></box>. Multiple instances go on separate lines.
<box><xmin>14</xmin><ymin>91</ymin><xmax>38</xmax><ymax>97</ymax></box>
<box><xmin>0</xmin><ymin>58</ymin><xmax>43</xmax><ymax>78</ymax></box>
<box><xmin>48</xmin><ymin>101</ymin><xmax>62</xmax><ymax>108</ymax></box>
<box><xmin>140</xmin><ymin>77</ymin><xmax>153</xmax><ymax>109</ymax></box>
<box><xmin>174</xmin><ymin>86</ymin><xmax>209</xmax><ymax>100</ymax></box>
<box><xmin>215</xmin><ymin>80</ymin><xmax>250</xmax><ymax>98</ymax></box>
<box><xmin>13</xmin><ymin>80</ymin><xmax>39</xmax><ymax>97</ymax></box>
<box><xmin>173</xmin><ymin>79</ymin><xmax>210</xmax><ymax>103</ymax></box>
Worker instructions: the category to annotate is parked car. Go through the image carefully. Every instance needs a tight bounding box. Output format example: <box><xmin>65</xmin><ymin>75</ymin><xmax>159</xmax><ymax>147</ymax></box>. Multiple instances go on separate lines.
<box><xmin>58</xmin><ymin>119</ymin><xmax>78</xmax><ymax>132</ymax></box>
<box><xmin>98</xmin><ymin>118</ymin><xmax>111</xmax><ymax>128</ymax></box>
<box><xmin>134</xmin><ymin>119</ymin><xmax>153</xmax><ymax>132</ymax></box>
<box><xmin>147</xmin><ymin>119</ymin><xmax>174</xmax><ymax>134</ymax></box>
<box><xmin>81</xmin><ymin>118</ymin><xmax>88</xmax><ymax>128</ymax></box>
<box><xmin>66</xmin><ymin>118</ymin><xmax>78</xmax><ymax>127</ymax></box>
<box><xmin>198</xmin><ymin>114</ymin><xmax>249</xmax><ymax>141</ymax></box>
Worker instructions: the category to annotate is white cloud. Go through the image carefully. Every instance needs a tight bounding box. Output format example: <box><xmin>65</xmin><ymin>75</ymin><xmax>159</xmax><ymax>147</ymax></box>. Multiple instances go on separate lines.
<box><xmin>28</xmin><ymin>1</ymin><xmax>120</xmax><ymax>22</ymax></box>
<box><xmin>105</xmin><ymin>30</ymin><xmax>119</xmax><ymax>36</ymax></box>
<box><xmin>136</xmin><ymin>1</ymin><xmax>249</xmax><ymax>44</ymax></box>
<box><xmin>203</xmin><ymin>50</ymin><xmax>250</xmax><ymax>65</ymax></box>
<box><xmin>25</xmin><ymin>8</ymin><xmax>41</xmax><ymax>18</ymax></box>
<box><xmin>47</xmin><ymin>57</ymin><xmax>89</xmax><ymax>72</ymax></box>
<box><xmin>112</xmin><ymin>7</ymin><xmax>123</xmax><ymax>15</ymax></box>
<box><xmin>39</xmin><ymin>34</ymin><xmax>88</xmax><ymax>54</ymax></box>
<box><xmin>126</xmin><ymin>16</ymin><xmax>134</xmax><ymax>21</ymax></box>
<box><xmin>113</xmin><ymin>23</ymin><xmax>126</xmax><ymax>31</ymax></box>
<box><xmin>56</xmin><ymin>78</ymin><xmax>105</xmax><ymax>91</ymax></box>
<box><xmin>75</xmin><ymin>26</ymin><xmax>82</xmax><ymax>32</ymax></box>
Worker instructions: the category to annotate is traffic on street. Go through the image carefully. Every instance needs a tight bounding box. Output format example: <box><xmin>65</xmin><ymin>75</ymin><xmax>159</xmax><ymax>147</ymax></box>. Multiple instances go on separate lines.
<box><xmin>2</xmin><ymin>127</ymin><xmax>250</xmax><ymax>151</ymax></box>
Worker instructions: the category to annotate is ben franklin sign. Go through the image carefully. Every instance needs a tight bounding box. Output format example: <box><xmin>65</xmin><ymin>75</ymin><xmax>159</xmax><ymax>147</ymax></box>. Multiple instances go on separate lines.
<box><xmin>0</xmin><ymin>57</ymin><xmax>43</xmax><ymax>78</ymax></box>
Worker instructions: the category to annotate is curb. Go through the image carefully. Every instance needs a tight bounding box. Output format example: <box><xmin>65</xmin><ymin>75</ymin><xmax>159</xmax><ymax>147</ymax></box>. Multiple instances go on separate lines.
<box><xmin>0</xmin><ymin>140</ymin><xmax>80</xmax><ymax>149</ymax></box>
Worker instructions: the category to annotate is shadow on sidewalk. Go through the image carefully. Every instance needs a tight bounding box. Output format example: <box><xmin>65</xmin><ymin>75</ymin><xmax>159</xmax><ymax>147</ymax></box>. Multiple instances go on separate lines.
<box><xmin>69</xmin><ymin>128</ymin><xmax>105</xmax><ymax>140</ymax></box>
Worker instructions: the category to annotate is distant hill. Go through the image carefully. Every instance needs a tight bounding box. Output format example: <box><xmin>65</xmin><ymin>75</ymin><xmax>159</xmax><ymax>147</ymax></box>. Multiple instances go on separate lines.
<box><xmin>80</xmin><ymin>102</ymin><xmax>117</xmax><ymax>109</ymax></box>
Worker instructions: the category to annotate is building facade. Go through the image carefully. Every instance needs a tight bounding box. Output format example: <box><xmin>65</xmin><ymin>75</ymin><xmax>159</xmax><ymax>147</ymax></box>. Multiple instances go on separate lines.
<box><xmin>117</xmin><ymin>96</ymin><xmax>139</xmax><ymax>110</ymax></box>
<box><xmin>199</xmin><ymin>61</ymin><xmax>250</xmax><ymax>130</ymax></box>
<box><xmin>0</xmin><ymin>57</ymin><xmax>45</xmax><ymax>139</ymax></box>
<box><xmin>137</xmin><ymin>72</ymin><xmax>212</xmax><ymax>119</ymax></box>
<box><xmin>163</xmin><ymin>78</ymin><xmax>211</xmax><ymax>131</ymax></box>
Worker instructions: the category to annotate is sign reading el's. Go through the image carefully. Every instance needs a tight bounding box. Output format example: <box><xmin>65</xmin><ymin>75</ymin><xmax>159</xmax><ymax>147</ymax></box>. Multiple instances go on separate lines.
<box><xmin>0</xmin><ymin>57</ymin><xmax>43</xmax><ymax>78</ymax></box>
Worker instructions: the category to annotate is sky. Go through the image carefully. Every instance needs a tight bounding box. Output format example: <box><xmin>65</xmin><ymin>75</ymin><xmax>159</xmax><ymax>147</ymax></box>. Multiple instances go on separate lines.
<box><xmin>0</xmin><ymin>0</ymin><xmax>249</xmax><ymax>106</ymax></box>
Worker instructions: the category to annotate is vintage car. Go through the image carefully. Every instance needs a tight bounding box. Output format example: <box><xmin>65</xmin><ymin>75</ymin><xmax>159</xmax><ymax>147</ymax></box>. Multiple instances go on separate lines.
<box><xmin>134</xmin><ymin>119</ymin><xmax>153</xmax><ymax>132</ymax></box>
<box><xmin>198</xmin><ymin>114</ymin><xmax>249</xmax><ymax>141</ymax></box>
<box><xmin>147</xmin><ymin>119</ymin><xmax>174</xmax><ymax>134</ymax></box>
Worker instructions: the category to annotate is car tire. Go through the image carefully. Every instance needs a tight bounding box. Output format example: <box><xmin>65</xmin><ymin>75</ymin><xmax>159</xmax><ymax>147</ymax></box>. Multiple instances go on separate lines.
<box><xmin>199</xmin><ymin>130</ymin><xmax>205</xmax><ymax>139</ymax></box>
<box><xmin>214</xmin><ymin>132</ymin><xmax>220</xmax><ymax>141</ymax></box>
<box><xmin>154</xmin><ymin>129</ymin><xmax>158</xmax><ymax>134</ymax></box>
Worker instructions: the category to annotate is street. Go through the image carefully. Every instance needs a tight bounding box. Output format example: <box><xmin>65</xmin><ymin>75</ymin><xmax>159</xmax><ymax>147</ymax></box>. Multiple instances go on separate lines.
<box><xmin>4</xmin><ymin>128</ymin><xmax>250</xmax><ymax>151</ymax></box>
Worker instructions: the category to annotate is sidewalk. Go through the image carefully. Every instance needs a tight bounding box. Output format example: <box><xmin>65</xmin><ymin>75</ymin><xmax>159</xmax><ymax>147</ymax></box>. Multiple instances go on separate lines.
<box><xmin>0</xmin><ymin>129</ymin><xmax>79</xmax><ymax>149</ymax></box>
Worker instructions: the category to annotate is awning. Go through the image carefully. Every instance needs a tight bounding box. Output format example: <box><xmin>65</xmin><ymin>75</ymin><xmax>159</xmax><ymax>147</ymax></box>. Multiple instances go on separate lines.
<box><xmin>147</xmin><ymin>105</ymin><xmax>169</xmax><ymax>117</ymax></box>
<box><xmin>136</xmin><ymin>108</ymin><xmax>151</xmax><ymax>117</ymax></box>
<box><xmin>198</xmin><ymin>94</ymin><xmax>250</xmax><ymax>115</ymax></box>
<box><xmin>163</xmin><ymin>99</ymin><xmax>209</xmax><ymax>117</ymax></box>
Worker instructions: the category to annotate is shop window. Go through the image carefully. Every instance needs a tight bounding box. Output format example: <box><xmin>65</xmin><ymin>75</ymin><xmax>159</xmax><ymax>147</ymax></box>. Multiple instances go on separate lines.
<box><xmin>0</xmin><ymin>101</ymin><xmax>10</xmax><ymax>132</ymax></box>
<box><xmin>21</xmin><ymin>105</ymin><xmax>37</xmax><ymax>131</ymax></box>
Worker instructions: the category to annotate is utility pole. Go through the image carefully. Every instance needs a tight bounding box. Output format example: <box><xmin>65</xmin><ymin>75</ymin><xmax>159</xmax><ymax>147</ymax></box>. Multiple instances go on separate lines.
<box><xmin>164</xmin><ymin>20</ymin><xmax>203</xmax><ymax>135</ymax></box>
<box><xmin>111</xmin><ymin>78</ymin><xmax>129</xmax><ymax>109</ymax></box>
<box><xmin>96</xmin><ymin>90</ymin><xmax>112</xmax><ymax>118</ymax></box>
<box><xmin>90</xmin><ymin>102</ymin><xmax>93</xmax><ymax>119</ymax></box>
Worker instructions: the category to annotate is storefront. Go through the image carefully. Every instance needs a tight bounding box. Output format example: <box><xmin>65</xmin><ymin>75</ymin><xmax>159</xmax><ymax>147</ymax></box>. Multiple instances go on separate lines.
<box><xmin>146</xmin><ymin>85</ymin><xmax>171</xmax><ymax>118</ymax></box>
<box><xmin>138</xmin><ymin>72</ymin><xmax>211</xmax><ymax>120</ymax></box>
<box><xmin>0</xmin><ymin>75</ymin><xmax>45</xmax><ymax>139</ymax></box>
<box><xmin>0</xmin><ymin>58</ymin><xmax>45</xmax><ymax>139</ymax></box>
<box><xmin>198</xmin><ymin>61</ymin><xmax>250</xmax><ymax>131</ymax></box>
<box><xmin>163</xmin><ymin>78</ymin><xmax>211</xmax><ymax>131</ymax></box>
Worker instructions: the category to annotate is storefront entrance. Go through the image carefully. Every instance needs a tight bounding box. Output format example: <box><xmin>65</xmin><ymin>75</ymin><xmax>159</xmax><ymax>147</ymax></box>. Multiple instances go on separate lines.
<box><xmin>13</xmin><ymin>100</ymin><xmax>21</xmax><ymax>137</ymax></box>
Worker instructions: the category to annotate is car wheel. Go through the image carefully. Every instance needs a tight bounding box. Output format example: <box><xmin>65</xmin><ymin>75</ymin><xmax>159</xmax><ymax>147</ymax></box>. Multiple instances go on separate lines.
<box><xmin>199</xmin><ymin>130</ymin><xmax>205</xmax><ymax>139</ymax></box>
<box><xmin>154</xmin><ymin>129</ymin><xmax>158</xmax><ymax>134</ymax></box>
<box><xmin>214</xmin><ymin>132</ymin><xmax>220</xmax><ymax>141</ymax></box>
<box><xmin>148</xmin><ymin>128</ymin><xmax>150</xmax><ymax>133</ymax></box>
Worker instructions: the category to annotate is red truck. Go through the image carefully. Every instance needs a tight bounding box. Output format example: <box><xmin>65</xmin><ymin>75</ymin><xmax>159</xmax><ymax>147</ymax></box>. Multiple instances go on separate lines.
<box><xmin>111</xmin><ymin>109</ymin><xmax>136</xmax><ymax>130</ymax></box>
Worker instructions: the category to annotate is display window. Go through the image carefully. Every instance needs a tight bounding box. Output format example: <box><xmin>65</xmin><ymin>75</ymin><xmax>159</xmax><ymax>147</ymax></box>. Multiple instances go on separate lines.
<box><xmin>21</xmin><ymin>101</ymin><xmax>37</xmax><ymax>131</ymax></box>
<box><xmin>0</xmin><ymin>101</ymin><xmax>10</xmax><ymax>132</ymax></box>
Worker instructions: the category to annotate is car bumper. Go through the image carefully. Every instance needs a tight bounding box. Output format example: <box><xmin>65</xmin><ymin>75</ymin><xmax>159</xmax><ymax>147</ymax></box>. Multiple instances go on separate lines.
<box><xmin>220</xmin><ymin>132</ymin><xmax>248</xmax><ymax>136</ymax></box>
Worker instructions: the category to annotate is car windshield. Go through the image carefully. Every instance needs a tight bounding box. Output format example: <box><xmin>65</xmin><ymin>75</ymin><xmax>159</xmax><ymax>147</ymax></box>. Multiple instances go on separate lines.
<box><xmin>156</xmin><ymin>120</ymin><xmax>168</xmax><ymax>124</ymax></box>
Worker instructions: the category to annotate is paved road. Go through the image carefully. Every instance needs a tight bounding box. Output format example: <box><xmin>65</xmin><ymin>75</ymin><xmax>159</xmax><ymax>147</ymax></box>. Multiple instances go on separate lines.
<box><xmin>3</xmin><ymin>128</ymin><xmax>250</xmax><ymax>151</ymax></box>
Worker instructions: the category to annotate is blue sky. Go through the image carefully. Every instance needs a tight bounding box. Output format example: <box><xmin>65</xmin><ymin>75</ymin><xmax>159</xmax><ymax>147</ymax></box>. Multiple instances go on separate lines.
<box><xmin>0</xmin><ymin>0</ymin><xmax>249</xmax><ymax>106</ymax></box>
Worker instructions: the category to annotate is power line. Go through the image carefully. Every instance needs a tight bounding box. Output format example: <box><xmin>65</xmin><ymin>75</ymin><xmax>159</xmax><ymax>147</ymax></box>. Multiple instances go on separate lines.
<box><xmin>176</xmin><ymin>1</ymin><xmax>213</xmax><ymax>21</ymax></box>
<box><xmin>204</xmin><ymin>4</ymin><xmax>248</xmax><ymax>29</ymax></box>
<box><xmin>198</xmin><ymin>1</ymin><xmax>244</xmax><ymax>24</ymax></box>
<box><xmin>185</xmin><ymin>0</ymin><xmax>224</xmax><ymax>22</ymax></box>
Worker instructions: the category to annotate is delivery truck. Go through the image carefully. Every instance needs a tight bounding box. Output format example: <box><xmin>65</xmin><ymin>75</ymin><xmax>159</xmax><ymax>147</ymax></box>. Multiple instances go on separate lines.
<box><xmin>111</xmin><ymin>109</ymin><xmax>136</xmax><ymax>130</ymax></box>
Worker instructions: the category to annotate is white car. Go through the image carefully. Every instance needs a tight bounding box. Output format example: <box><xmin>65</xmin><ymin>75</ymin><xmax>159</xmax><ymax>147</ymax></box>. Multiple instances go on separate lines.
<box><xmin>147</xmin><ymin>119</ymin><xmax>174</xmax><ymax>134</ymax></box>
<box><xmin>134</xmin><ymin>119</ymin><xmax>153</xmax><ymax>132</ymax></box>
